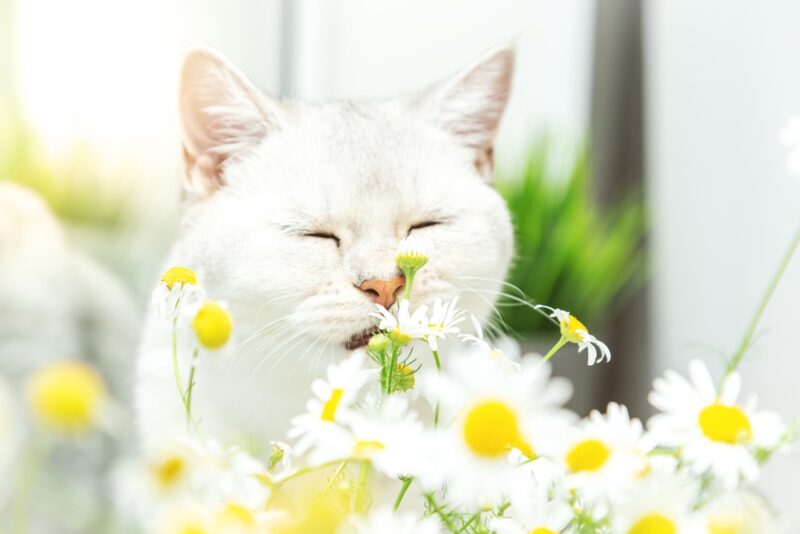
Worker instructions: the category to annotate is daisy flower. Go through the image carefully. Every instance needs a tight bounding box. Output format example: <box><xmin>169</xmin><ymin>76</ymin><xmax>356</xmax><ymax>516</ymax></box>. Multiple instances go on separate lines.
<box><xmin>372</xmin><ymin>299</ymin><xmax>429</xmax><ymax>345</ymax></box>
<box><xmin>648</xmin><ymin>359</ymin><xmax>785</xmax><ymax>489</ymax></box>
<box><xmin>395</xmin><ymin>235</ymin><xmax>432</xmax><ymax>272</ymax></box>
<box><xmin>610</xmin><ymin>471</ymin><xmax>702</xmax><ymax>534</ymax></box>
<box><xmin>459</xmin><ymin>314</ymin><xmax>521</xmax><ymax>372</ymax></box>
<box><xmin>418</xmin><ymin>351</ymin><xmax>575</xmax><ymax>509</ymax></box>
<box><xmin>190</xmin><ymin>300</ymin><xmax>234</xmax><ymax>351</ymax></box>
<box><xmin>288</xmin><ymin>352</ymin><xmax>378</xmax><ymax>463</ymax></box>
<box><xmin>339</xmin><ymin>506</ymin><xmax>443</xmax><ymax>534</ymax></box>
<box><xmin>424</xmin><ymin>297</ymin><xmax>465</xmax><ymax>351</ymax></box>
<box><xmin>489</xmin><ymin>462</ymin><xmax>573</xmax><ymax>534</ymax></box>
<box><xmin>151</xmin><ymin>266</ymin><xmax>205</xmax><ymax>320</ymax></box>
<box><xmin>558</xmin><ymin>402</ymin><xmax>654</xmax><ymax>504</ymax></box>
<box><xmin>26</xmin><ymin>360</ymin><xmax>108</xmax><ymax>433</ymax></box>
<box><xmin>535</xmin><ymin>305</ymin><xmax>611</xmax><ymax>366</ymax></box>
<box><xmin>702</xmin><ymin>490</ymin><xmax>780</xmax><ymax>534</ymax></box>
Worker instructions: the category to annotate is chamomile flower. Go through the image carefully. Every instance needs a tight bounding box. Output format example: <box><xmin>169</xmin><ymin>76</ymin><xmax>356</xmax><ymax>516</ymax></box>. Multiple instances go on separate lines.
<box><xmin>536</xmin><ymin>305</ymin><xmax>611</xmax><ymax>365</ymax></box>
<box><xmin>610</xmin><ymin>472</ymin><xmax>702</xmax><ymax>534</ymax></box>
<box><xmin>191</xmin><ymin>300</ymin><xmax>234</xmax><ymax>350</ymax></box>
<box><xmin>418</xmin><ymin>352</ymin><xmax>575</xmax><ymax>508</ymax></box>
<box><xmin>372</xmin><ymin>299</ymin><xmax>428</xmax><ymax>345</ymax></box>
<box><xmin>558</xmin><ymin>403</ymin><xmax>653</xmax><ymax>504</ymax></box>
<box><xmin>395</xmin><ymin>235</ymin><xmax>432</xmax><ymax>272</ymax></box>
<box><xmin>151</xmin><ymin>266</ymin><xmax>205</xmax><ymax>320</ymax></box>
<box><xmin>459</xmin><ymin>314</ymin><xmax>521</xmax><ymax>372</ymax></box>
<box><xmin>339</xmin><ymin>506</ymin><xmax>443</xmax><ymax>534</ymax></box>
<box><xmin>288</xmin><ymin>352</ymin><xmax>377</xmax><ymax>462</ymax></box>
<box><xmin>648</xmin><ymin>360</ymin><xmax>785</xmax><ymax>489</ymax></box>
<box><xmin>27</xmin><ymin>360</ymin><xmax>108</xmax><ymax>433</ymax></box>
<box><xmin>702</xmin><ymin>490</ymin><xmax>780</xmax><ymax>534</ymax></box>
<box><xmin>489</xmin><ymin>462</ymin><xmax>573</xmax><ymax>534</ymax></box>
<box><xmin>340</xmin><ymin>395</ymin><xmax>427</xmax><ymax>478</ymax></box>
<box><xmin>424</xmin><ymin>297</ymin><xmax>465</xmax><ymax>350</ymax></box>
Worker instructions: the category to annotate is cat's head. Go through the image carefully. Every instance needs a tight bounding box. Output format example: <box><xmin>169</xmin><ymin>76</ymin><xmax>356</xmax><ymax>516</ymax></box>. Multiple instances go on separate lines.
<box><xmin>174</xmin><ymin>46</ymin><xmax>515</xmax><ymax>351</ymax></box>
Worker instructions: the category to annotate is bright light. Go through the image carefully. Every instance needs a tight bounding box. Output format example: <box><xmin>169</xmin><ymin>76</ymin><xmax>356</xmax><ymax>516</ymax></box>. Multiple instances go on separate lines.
<box><xmin>15</xmin><ymin>0</ymin><xmax>182</xmax><ymax>170</ymax></box>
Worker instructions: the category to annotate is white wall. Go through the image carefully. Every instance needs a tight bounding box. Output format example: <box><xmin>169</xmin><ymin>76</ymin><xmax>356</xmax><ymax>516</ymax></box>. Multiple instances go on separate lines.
<box><xmin>284</xmin><ymin>0</ymin><xmax>596</xmax><ymax>172</ymax></box>
<box><xmin>646</xmin><ymin>1</ymin><xmax>800</xmax><ymax>527</ymax></box>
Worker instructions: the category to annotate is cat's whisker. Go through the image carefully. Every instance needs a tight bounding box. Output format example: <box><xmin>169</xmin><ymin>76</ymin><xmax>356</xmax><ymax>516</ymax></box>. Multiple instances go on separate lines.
<box><xmin>241</xmin><ymin>327</ymin><xmax>312</xmax><ymax>392</ymax></box>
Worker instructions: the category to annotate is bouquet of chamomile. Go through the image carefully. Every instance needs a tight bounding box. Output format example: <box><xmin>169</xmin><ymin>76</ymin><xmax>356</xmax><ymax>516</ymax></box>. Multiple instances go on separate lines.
<box><xmin>104</xmin><ymin>228</ymin><xmax>794</xmax><ymax>534</ymax></box>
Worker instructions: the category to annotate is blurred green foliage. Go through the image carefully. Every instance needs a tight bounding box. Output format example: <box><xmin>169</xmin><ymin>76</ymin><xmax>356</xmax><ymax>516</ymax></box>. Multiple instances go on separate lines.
<box><xmin>496</xmin><ymin>142</ymin><xmax>647</xmax><ymax>335</ymax></box>
<box><xmin>0</xmin><ymin>109</ymin><xmax>129</xmax><ymax>227</ymax></box>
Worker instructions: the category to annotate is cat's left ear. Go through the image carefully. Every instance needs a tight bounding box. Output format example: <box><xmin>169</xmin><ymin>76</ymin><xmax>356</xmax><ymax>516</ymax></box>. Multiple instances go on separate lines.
<box><xmin>416</xmin><ymin>45</ymin><xmax>514</xmax><ymax>181</ymax></box>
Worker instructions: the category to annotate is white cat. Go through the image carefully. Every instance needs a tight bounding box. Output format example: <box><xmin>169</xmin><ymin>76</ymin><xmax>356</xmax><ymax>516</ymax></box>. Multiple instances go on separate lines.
<box><xmin>136</xmin><ymin>45</ymin><xmax>516</xmax><ymax>449</ymax></box>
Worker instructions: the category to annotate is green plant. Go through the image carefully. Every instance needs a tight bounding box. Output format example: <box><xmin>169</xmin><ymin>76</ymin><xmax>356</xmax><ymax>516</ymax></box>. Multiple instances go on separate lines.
<box><xmin>495</xmin><ymin>141</ymin><xmax>647</xmax><ymax>336</ymax></box>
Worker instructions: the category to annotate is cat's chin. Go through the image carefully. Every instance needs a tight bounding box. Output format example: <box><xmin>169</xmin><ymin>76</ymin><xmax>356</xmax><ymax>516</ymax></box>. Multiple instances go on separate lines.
<box><xmin>344</xmin><ymin>326</ymin><xmax>379</xmax><ymax>351</ymax></box>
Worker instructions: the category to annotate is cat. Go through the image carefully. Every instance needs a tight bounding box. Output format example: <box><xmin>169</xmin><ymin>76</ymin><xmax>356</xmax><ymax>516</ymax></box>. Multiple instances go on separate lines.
<box><xmin>136</xmin><ymin>44</ymin><xmax>516</xmax><ymax>450</ymax></box>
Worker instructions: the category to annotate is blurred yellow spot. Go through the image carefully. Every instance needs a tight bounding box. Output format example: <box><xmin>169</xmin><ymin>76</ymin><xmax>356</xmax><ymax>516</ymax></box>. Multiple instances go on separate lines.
<box><xmin>559</xmin><ymin>313</ymin><xmax>588</xmax><ymax>343</ymax></box>
<box><xmin>192</xmin><ymin>301</ymin><xmax>233</xmax><ymax>349</ymax></box>
<box><xmin>707</xmin><ymin>514</ymin><xmax>741</xmax><ymax>534</ymax></box>
<box><xmin>353</xmin><ymin>440</ymin><xmax>385</xmax><ymax>459</ymax></box>
<box><xmin>321</xmin><ymin>388</ymin><xmax>344</xmax><ymax>422</ymax></box>
<box><xmin>213</xmin><ymin>503</ymin><xmax>256</xmax><ymax>528</ymax></box>
<box><xmin>28</xmin><ymin>361</ymin><xmax>106</xmax><ymax>432</ymax></box>
<box><xmin>698</xmin><ymin>404</ymin><xmax>752</xmax><ymax>444</ymax></box>
<box><xmin>152</xmin><ymin>454</ymin><xmax>186</xmax><ymax>490</ymax></box>
<box><xmin>627</xmin><ymin>513</ymin><xmax>676</xmax><ymax>534</ymax></box>
<box><xmin>530</xmin><ymin>529</ymin><xmax>557</xmax><ymax>534</ymax></box>
<box><xmin>566</xmin><ymin>439</ymin><xmax>610</xmax><ymax>472</ymax></box>
<box><xmin>161</xmin><ymin>266</ymin><xmax>197</xmax><ymax>289</ymax></box>
<box><xmin>463</xmin><ymin>400</ymin><xmax>532</xmax><ymax>458</ymax></box>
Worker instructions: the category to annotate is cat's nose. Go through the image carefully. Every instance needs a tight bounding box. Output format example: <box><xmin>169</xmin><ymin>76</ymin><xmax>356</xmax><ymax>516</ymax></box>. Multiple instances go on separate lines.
<box><xmin>357</xmin><ymin>275</ymin><xmax>406</xmax><ymax>309</ymax></box>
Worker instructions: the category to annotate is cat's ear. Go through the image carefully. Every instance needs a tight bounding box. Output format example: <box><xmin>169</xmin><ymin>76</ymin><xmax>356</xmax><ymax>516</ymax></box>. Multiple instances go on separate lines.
<box><xmin>179</xmin><ymin>47</ymin><xmax>283</xmax><ymax>196</ymax></box>
<box><xmin>416</xmin><ymin>45</ymin><xmax>514</xmax><ymax>181</ymax></box>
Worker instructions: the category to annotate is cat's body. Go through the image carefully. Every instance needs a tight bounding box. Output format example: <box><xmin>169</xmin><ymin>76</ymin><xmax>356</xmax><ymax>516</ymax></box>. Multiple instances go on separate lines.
<box><xmin>136</xmin><ymin>46</ymin><xmax>516</xmax><ymax>448</ymax></box>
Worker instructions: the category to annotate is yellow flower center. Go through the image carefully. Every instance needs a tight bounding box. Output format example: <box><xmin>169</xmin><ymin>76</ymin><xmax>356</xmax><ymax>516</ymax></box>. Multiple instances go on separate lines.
<box><xmin>161</xmin><ymin>266</ymin><xmax>197</xmax><ymax>289</ymax></box>
<box><xmin>698</xmin><ymin>404</ymin><xmax>752</xmax><ymax>444</ymax></box>
<box><xmin>529</xmin><ymin>529</ymin><xmax>557</xmax><ymax>534</ymax></box>
<box><xmin>628</xmin><ymin>514</ymin><xmax>677</xmax><ymax>534</ymax></box>
<box><xmin>152</xmin><ymin>455</ymin><xmax>186</xmax><ymax>489</ymax></box>
<box><xmin>179</xmin><ymin>523</ymin><xmax>207</xmax><ymax>534</ymax></box>
<box><xmin>214</xmin><ymin>503</ymin><xmax>256</xmax><ymax>527</ymax></box>
<box><xmin>566</xmin><ymin>439</ymin><xmax>610</xmax><ymax>472</ymax></box>
<box><xmin>707</xmin><ymin>514</ymin><xmax>742</xmax><ymax>534</ymax></box>
<box><xmin>388</xmin><ymin>326</ymin><xmax>412</xmax><ymax>346</ymax></box>
<box><xmin>192</xmin><ymin>301</ymin><xmax>233</xmax><ymax>349</ymax></box>
<box><xmin>27</xmin><ymin>361</ymin><xmax>106</xmax><ymax>432</ymax></box>
<box><xmin>462</xmin><ymin>400</ymin><xmax>533</xmax><ymax>458</ymax></box>
<box><xmin>321</xmin><ymin>388</ymin><xmax>344</xmax><ymax>422</ymax></box>
<box><xmin>560</xmin><ymin>314</ymin><xmax>588</xmax><ymax>344</ymax></box>
<box><xmin>396</xmin><ymin>252</ymin><xmax>428</xmax><ymax>272</ymax></box>
<box><xmin>353</xmin><ymin>440</ymin><xmax>385</xmax><ymax>459</ymax></box>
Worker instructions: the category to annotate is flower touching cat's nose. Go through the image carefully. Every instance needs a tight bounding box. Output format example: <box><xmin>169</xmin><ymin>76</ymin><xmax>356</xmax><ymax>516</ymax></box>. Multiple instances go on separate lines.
<box><xmin>358</xmin><ymin>275</ymin><xmax>406</xmax><ymax>309</ymax></box>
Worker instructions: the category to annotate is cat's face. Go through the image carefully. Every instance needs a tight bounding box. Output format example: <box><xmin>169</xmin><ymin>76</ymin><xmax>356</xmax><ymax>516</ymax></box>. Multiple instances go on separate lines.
<box><xmin>174</xmin><ymin>47</ymin><xmax>514</xmax><ymax>351</ymax></box>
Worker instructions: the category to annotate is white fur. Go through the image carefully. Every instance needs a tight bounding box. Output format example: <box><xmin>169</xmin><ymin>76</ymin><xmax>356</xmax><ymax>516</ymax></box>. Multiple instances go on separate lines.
<box><xmin>136</xmin><ymin>46</ymin><xmax>516</xmax><ymax>448</ymax></box>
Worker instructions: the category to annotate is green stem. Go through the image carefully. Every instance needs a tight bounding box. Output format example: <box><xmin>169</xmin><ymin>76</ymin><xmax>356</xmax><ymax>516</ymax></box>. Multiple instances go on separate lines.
<box><xmin>355</xmin><ymin>460</ymin><xmax>370</xmax><ymax>512</ymax></box>
<box><xmin>425</xmin><ymin>493</ymin><xmax>458</xmax><ymax>533</ymax></box>
<box><xmin>274</xmin><ymin>459</ymin><xmax>344</xmax><ymax>487</ymax></box>
<box><xmin>432</xmin><ymin>350</ymin><xmax>442</xmax><ymax>371</ymax></box>
<box><xmin>171</xmin><ymin>317</ymin><xmax>186</xmax><ymax>404</ymax></box>
<box><xmin>394</xmin><ymin>476</ymin><xmax>413</xmax><ymax>511</ymax></box>
<box><xmin>320</xmin><ymin>460</ymin><xmax>349</xmax><ymax>496</ymax></box>
<box><xmin>724</xmin><ymin>226</ymin><xmax>800</xmax><ymax>379</ymax></box>
<box><xmin>12</xmin><ymin>436</ymin><xmax>51</xmax><ymax>534</ymax></box>
<box><xmin>541</xmin><ymin>336</ymin><xmax>569</xmax><ymax>365</ymax></box>
<box><xmin>403</xmin><ymin>269</ymin><xmax>417</xmax><ymax>300</ymax></box>
<box><xmin>184</xmin><ymin>348</ymin><xmax>199</xmax><ymax>431</ymax></box>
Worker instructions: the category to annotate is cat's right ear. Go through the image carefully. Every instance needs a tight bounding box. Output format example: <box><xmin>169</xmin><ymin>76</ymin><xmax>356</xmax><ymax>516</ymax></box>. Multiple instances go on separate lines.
<box><xmin>179</xmin><ymin>48</ymin><xmax>283</xmax><ymax>196</ymax></box>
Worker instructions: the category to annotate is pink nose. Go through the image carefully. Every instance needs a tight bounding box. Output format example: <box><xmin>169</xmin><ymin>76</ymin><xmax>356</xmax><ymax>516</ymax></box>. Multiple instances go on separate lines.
<box><xmin>358</xmin><ymin>275</ymin><xmax>406</xmax><ymax>308</ymax></box>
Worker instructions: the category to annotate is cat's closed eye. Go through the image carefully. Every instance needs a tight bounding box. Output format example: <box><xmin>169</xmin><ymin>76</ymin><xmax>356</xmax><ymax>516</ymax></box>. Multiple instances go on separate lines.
<box><xmin>408</xmin><ymin>221</ymin><xmax>441</xmax><ymax>234</ymax></box>
<box><xmin>304</xmin><ymin>231</ymin><xmax>341</xmax><ymax>247</ymax></box>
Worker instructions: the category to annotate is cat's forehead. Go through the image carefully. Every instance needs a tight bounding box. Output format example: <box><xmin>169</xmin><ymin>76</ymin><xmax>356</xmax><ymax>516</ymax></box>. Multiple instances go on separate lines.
<box><xmin>243</xmin><ymin>101</ymin><xmax>470</xmax><ymax>219</ymax></box>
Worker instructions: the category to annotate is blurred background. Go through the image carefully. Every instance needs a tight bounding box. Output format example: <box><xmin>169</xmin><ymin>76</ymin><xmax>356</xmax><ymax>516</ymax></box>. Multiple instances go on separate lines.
<box><xmin>1</xmin><ymin>0</ymin><xmax>799</xmax><ymax>529</ymax></box>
